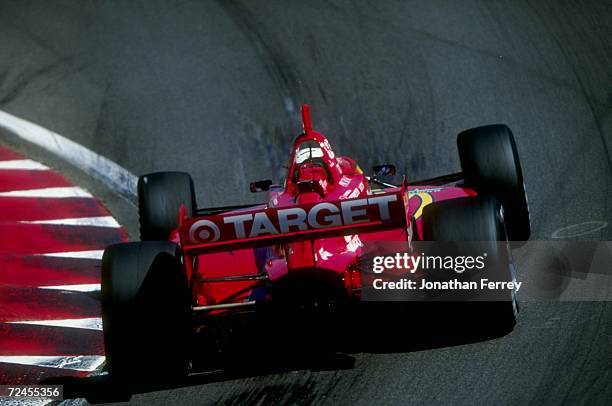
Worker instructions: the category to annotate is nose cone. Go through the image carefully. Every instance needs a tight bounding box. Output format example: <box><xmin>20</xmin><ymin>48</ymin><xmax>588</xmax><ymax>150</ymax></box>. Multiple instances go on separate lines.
<box><xmin>301</xmin><ymin>104</ymin><xmax>313</xmax><ymax>134</ymax></box>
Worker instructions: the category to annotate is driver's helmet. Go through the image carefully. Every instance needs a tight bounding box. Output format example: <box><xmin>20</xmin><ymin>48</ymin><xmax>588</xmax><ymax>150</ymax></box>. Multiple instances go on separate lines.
<box><xmin>293</xmin><ymin>141</ymin><xmax>331</xmax><ymax>183</ymax></box>
<box><xmin>295</xmin><ymin>141</ymin><xmax>324</xmax><ymax>164</ymax></box>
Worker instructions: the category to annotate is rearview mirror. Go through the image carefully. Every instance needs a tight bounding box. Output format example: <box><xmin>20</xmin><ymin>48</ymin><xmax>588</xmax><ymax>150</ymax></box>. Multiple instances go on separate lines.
<box><xmin>250</xmin><ymin>179</ymin><xmax>273</xmax><ymax>192</ymax></box>
<box><xmin>372</xmin><ymin>164</ymin><xmax>396</xmax><ymax>177</ymax></box>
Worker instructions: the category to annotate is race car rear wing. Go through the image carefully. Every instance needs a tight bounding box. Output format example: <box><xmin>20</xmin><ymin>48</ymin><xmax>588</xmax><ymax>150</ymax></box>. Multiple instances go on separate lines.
<box><xmin>179</xmin><ymin>190</ymin><xmax>408</xmax><ymax>256</ymax></box>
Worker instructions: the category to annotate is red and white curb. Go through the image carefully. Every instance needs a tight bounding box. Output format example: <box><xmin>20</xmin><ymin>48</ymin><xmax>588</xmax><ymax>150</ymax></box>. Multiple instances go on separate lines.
<box><xmin>0</xmin><ymin>145</ymin><xmax>127</xmax><ymax>385</ymax></box>
<box><xmin>0</xmin><ymin>110</ymin><xmax>137</xmax><ymax>202</ymax></box>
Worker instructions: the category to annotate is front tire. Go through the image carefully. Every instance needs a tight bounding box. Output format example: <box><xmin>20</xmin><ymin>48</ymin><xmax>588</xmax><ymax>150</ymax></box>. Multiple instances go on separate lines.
<box><xmin>457</xmin><ymin>124</ymin><xmax>530</xmax><ymax>243</ymax></box>
<box><xmin>138</xmin><ymin>171</ymin><xmax>196</xmax><ymax>241</ymax></box>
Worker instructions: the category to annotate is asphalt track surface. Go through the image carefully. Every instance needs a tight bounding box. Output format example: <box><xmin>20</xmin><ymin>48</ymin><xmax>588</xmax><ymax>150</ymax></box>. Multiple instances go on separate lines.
<box><xmin>0</xmin><ymin>1</ymin><xmax>611</xmax><ymax>405</ymax></box>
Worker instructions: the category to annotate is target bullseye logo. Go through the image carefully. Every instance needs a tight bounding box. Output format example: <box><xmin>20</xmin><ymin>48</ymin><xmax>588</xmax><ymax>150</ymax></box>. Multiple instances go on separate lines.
<box><xmin>189</xmin><ymin>219</ymin><xmax>221</xmax><ymax>243</ymax></box>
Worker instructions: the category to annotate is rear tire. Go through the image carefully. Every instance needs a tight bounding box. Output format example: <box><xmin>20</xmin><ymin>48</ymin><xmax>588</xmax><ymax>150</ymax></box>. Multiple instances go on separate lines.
<box><xmin>138</xmin><ymin>172</ymin><xmax>196</xmax><ymax>240</ymax></box>
<box><xmin>101</xmin><ymin>242</ymin><xmax>190</xmax><ymax>392</ymax></box>
<box><xmin>422</xmin><ymin>195</ymin><xmax>518</xmax><ymax>335</ymax></box>
<box><xmin>457</xmin><ymin>124</ymin><xmax>530</xmax><ymax>243</ymax></box>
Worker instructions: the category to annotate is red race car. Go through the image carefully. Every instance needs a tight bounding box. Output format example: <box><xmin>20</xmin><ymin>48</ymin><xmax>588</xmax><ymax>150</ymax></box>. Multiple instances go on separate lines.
<box><xmin>102</xmin><ymin>104</ymin><xmax>530</xmax><ymax>390</ymax></box>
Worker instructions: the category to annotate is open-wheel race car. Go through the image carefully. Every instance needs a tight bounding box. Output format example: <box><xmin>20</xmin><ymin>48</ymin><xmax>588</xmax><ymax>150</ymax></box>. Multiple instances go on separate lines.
<box><xmin>101</xmin><ymin>104</ymin><xmax>530</xmax><ymax>394</ymax></box>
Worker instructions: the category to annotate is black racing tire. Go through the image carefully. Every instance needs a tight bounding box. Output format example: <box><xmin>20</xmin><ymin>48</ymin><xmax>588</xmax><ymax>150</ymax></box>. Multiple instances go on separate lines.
<box><xmin>101</xmin><ymin>241</ymin><xmax>191</xmax><ymax>393</ymax></box>
<box><xmin>138</xmin><ymin>171</ymin><xmax>196</xmax><ymax>241</ymax></box>
<box><xmin>457</xmin><ymin>124</ymin><xmax>531</xmax><ymax>243</ymax></box>
<box><xmin>422</xmin><ymin>195</ymin><xmax>518</xmax><ymax>336</ymax></box>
